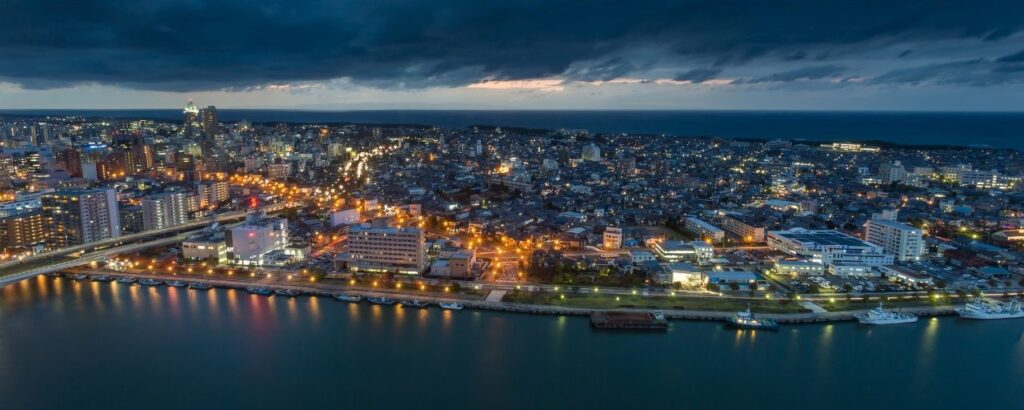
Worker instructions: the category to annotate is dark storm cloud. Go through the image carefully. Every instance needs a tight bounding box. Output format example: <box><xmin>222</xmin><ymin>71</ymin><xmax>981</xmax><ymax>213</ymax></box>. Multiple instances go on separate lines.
<box><xmin>1</xmin><ymin>0</ymin><xmax>1024</xmax><ymax>91</ymax></box>
<box><xmin>740</xmin><ymin>65</ymin><xmax>847</xmax><ymax>84</ymax></box>
<box><xmin>871</xmin><ymin>58</ymin><xmax>1024</xmax><ymax>86</ymax></box>
<box><xmin>673</xmin><ymin>68</ymin><xmax>722</xmax><ymax>83</ymax></box>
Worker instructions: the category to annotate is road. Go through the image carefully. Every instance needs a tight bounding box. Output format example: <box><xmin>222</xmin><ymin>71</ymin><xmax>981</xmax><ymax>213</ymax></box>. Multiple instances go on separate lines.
<box><xmin>0</xmin><ymin>234</ymin><xmax>190</xmax><ymax>286</ymax></box>
<box><xmin>0</xmin><ymin>203</ymin><xmax>288</xmax><ymax>274</ymax></box>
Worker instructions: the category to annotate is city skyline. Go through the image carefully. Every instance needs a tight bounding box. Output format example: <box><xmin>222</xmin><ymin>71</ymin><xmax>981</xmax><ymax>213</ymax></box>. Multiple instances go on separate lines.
<box><xmin>3</xmin><ymin>1</ymin><xmax>1024</xmax><ymax>110</ymax></box>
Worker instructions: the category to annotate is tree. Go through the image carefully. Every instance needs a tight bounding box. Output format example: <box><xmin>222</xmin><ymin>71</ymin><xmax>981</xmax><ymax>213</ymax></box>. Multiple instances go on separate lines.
<box><xmin>727</xmin><ymin>282</ymin><xmax>740</xmax><ymax>291</ymax></box>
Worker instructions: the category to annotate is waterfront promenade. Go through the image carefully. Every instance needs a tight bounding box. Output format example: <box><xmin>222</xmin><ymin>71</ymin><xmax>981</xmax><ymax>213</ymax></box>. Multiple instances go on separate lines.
<box><xmin>58</xmin><ymin>269</ymin><xmax>965</xmax><ymax>324</ymax></box>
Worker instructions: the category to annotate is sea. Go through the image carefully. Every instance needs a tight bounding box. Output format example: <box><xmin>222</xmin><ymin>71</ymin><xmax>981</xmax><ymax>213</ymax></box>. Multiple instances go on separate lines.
<box><xmin>1</xmin><ymin>109</ymin><xmax>1023</xmax><ymax>150</ymax></box>
<box><xmin>1</xmin><ymin>276</ymin><xmax>1023</xmax><ymax>409</ymax></box>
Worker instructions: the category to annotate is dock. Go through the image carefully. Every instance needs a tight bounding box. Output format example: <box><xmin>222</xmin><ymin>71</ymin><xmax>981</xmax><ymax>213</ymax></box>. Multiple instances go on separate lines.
<box><xmin>589</xmin><ymin>311</ymin><xmax>669</xmax><ymax>331</ymax></box>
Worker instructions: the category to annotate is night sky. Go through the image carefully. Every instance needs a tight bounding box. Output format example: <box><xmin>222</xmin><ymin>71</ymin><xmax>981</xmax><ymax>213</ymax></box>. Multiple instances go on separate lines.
<box><xmin>2</xmin><ymin>0</ymin><xmax>1023</xmax><ymax>110</ymax></box>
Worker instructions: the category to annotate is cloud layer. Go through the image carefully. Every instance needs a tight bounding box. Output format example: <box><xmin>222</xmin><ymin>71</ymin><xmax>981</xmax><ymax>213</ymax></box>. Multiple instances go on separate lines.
<box><xmin>1</xmin><ymin>0</ymin><xmax>1023</xmax><ymax>101</ymax></box>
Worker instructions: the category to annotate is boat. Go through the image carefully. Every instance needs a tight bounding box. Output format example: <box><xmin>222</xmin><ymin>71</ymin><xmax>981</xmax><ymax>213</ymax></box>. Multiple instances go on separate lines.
<box><xmin>724</xmin><ymin>306</ymin><xmax>779</xmax><ymax>330</ymax></box>
<box><xmin>246</xmin><ymin>287</ymin><xmax>273</xmax><ymax>296</ymax></box>
<box><xmin>90</xmin><ymin>275</ymin><xmax>114</xmax><ymax>282</ymax></box>
<box><xmin>165</xmin><ymin>280</ymin><xmax>187</xmax><ymax>287</ymax></box>
<box><xmin>44</xmin><ymin>272</ymin><xmax>62</xmax><ymax>278</ymax></box>
<box><xmin>333</xmin><ymin>294</ymin><xmax>362</xmax><ymax>302</ymax></box>
<box><xmin>115</xmin><ymin>277</ymin><xmax>136</xmax><ymax>285</ymax></box>
<box><xmin>854</xmin><ymin>302</ymin><xmax>918</xmax><ymax>325</ymax></box>
<box><xmin>188</xmin><ymin>282</ymin><xmax>213</xmax><ymax>290</ymax></box>
<box><xmin>439</xmin><ymin>302</ymin><xmax>464</xmax><ymax>310</ymax></box>
<box><xmin>138</xmin><ymin>278</ymin><xmax>162</xmax><ymax>286</ymax></box>
<box><xmin>590</xmin><ymin>311</ymin><xmax>669</xmax><ymax>331</ymax></box>
<box><xmin>274</xmin><ymin>289</ymin><xmax>300</xmax><ymax>297</ymax></box>
<box><xmin>367</xmin><ymin>297</ymin><xmax>396</xmax><ymax>305</ymax></box>
<box><xmin>956</xmin><ymin>297</ymin><xmax>1024</xmax><ymax>320</ymax></box>
<box><xmin>70</xmin><ymin>273</ymin><xmax>89</xmax><ymax>280</ymax></box>
<box><xmin>401</xmin><ymin>300</ymin><xmax>430</xmax><ymax>308</ymax></box>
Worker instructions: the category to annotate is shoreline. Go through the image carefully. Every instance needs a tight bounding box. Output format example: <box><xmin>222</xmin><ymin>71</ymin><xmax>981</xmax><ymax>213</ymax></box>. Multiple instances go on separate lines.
<box><xmin>43</xmin><ymin>271</ymin><xmax>967</xmax><ymax>325</ymax></box>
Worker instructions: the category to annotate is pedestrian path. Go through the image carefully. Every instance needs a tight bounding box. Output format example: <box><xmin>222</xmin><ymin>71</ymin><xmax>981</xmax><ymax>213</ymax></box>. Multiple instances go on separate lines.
<box><xmin>485</xmin><ymin>290</ymin><xmax>507</xmax><ymax>303</ymax></box>
<box><xmin>799</xmin><ymin>301</ymin><xmax>828</xmax><ymax>314</ymax></box>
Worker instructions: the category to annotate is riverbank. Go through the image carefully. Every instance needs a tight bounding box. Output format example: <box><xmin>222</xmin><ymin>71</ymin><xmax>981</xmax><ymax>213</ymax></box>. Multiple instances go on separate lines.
<box><xmin>47</xmin><ymin>270</ymin><xmax>979</xmax><ymax>325</ymax></box>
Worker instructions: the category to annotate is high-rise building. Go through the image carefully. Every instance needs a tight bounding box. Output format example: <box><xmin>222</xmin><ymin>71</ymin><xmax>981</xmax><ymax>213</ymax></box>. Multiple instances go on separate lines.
<box><xmin>581</xmin><ymin>143</ymin><xmax>601</xmax><ymax>161</ymax></box>
<box><xmin>0</xmin><ymin>210</ymin><xmax>47</xmax><ymax>250</ymax></box>
<box><xmin>346</xmin><ymin>224</ymin><xmax>426</xmax><ymax>274</ymax></box>
<box><xmin>200</xmin><ymin>105</ymin><xmax>218</xmax><ymax>136</ymax></box>
<box><xmin>864</xmin><ymin>219</ymin><xmax>925</xmax><ymax>262</ymax></box>
<box><xmin>41</xmin><ymin>189</ymin><xmax>120</xmax><ymax>248</ymax></box>
<box><xmin>183</xmin><ymin>99</ymin><xmax>200</xmax><ymax>137</ymax></box>
<box><xmin>141</xmin><ymin>192</ymin><xmax>189</xmax><ymax>231</ymax></box>
<box><xmin>197</xmin><ymin>181</ymin><xmax>230</xmax><ymax>207</ymax></box>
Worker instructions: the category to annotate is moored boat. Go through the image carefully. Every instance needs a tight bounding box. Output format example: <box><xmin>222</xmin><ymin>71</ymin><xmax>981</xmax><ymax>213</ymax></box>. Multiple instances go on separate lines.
<box><xmin>333</xmin><ymin>293</ymin><xmax>362</xmax><ymax>302</ymax></box>
<box><xmin>246</xmin><ymin>287</ymin><xmax>273</xmax><ymax>296</ymax></box>
<box><xmin>165</xmin><ymin>280</ymin><xmax>187</xmax><ymax>287</ymax></box>
<box><xmin>188</xmin><ymin>282</ymin><xmax>213</xmax><ymax>290</ymax></box>
<box><xmin>724</xmin><ymin>306</ymin><xmax>779</xmax><ymax>330</ymax></box>
<box><xmin>138</xmin><ymin>278</ymin><xmax>162</xmax><ymax>286</ymax></box>
<box><xmin>854</xmin><ymin>302</ymin><xmax>918</xmax><ymax>325</ymax></box>
<box><xmin>367</xmin><ymin>297</ymin><xmax>396</xmax><ymax>305</ymax></box>
<box><xmin>401</xmin><ymin>300</ymin><xmax>430</xmax><ymax>308</ymax></box>
<box><xmin>439</xmin><ymin>302</ymin><xmax>464</xmax><ymax>310</ymax></box>
<box><xmin>70</xmin><ymin>273</ymin><xmax>89</xmax><ymax>280</ymax></box>
<box><xmin>274</xmin><ymin>289</ymin><xmax>300</xmax><ymax>297</ymax></box>
<box><xmin>90</xmin><ymin>275</ymin><xmax>114</xmax><ymax>282</ymax></box>
<box><xmin>956</xmin><ymin>297</ymin><xmax>1024</xmax><ymax>320</ymax></box>
<box><xmin>115</xmin><ymin>277</ymin><xmax>136</xmax><ymax>285</ymax></box>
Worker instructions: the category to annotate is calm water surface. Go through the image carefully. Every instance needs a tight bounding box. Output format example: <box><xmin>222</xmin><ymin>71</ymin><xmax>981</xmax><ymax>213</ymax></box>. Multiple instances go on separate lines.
<box><xmin>2</xmin><ymin>276</ymin><xmax>1023</xmax><ymax>409</ymax></box>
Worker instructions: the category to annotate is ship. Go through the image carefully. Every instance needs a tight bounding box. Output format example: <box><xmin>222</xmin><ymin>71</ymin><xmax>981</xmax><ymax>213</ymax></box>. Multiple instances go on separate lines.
<box><xmin>138</xmin><ymin>278</ymin><xmax>162</xmax><ymax>286</ymax></box>
<box><xmin>333</xmin><ymin>294</ymin><xmax>362</xmax><ymax>302</ymax></box>
<box><xmin>439</xmin><ymin>302</ymin><xmax>464</xmax><ymax>310</ymax></box>
<box><xmin>725</xmin><ymin>306</ymin><xmax>779</xmax><ymax>330</ymax></box>
<box><xmin>854</xmin><ymin>302</ymin><xmax>918</xmax><ymax>325</ymax></box>
<box><xmin>246</xmin><ymin>287</ymin><xmax>273</xmax><ymax>296</ymax></box>
<box><xmin>367</xmin><ymin>297</ymin><xmax>396</xmax><ymax>305</ymax></box>
<box><xmin>401</xmin><ymin>300</ymin><xmax>430</xmax><ymax>308</ymax></box>
<box><xmin>956</xmin><ymin>297</ymin><xmax>1024</xmax><ymax>320</ymax></box>
<box><xmin>188</xmin><ymin>282</ymin><xmax>213</xmax><ymax>290</ymax></box>
<box><xmin>274</xmin><ymin>289</ymin><xmax>300</xmax><ymax>297</ymax></box>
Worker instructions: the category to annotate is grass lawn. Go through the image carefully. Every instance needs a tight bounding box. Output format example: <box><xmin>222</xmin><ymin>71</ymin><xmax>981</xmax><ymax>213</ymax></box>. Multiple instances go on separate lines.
<box><xmin>502</xmin><ymin>290</ymin><xmax>809</xmax><ymax>313</ymax></box>
<box><xmin>817</xmin><ymin>295</ymin><xmax>961</xmax><ymax>311</ymax></box>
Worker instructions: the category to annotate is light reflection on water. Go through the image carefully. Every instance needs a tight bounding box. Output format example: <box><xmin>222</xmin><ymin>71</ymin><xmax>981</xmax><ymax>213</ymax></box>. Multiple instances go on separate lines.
<box><xmin>2</xmin><ymin>276</ymin><xmax>1024</xmax><ymax>409</ymax></box>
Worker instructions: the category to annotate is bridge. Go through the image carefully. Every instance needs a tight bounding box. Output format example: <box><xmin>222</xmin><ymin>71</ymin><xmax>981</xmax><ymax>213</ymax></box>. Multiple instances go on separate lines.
<box><xmin>0</xmin><ymin>202</ymin><xmax>291</xmax><ymax>286</ymax></box>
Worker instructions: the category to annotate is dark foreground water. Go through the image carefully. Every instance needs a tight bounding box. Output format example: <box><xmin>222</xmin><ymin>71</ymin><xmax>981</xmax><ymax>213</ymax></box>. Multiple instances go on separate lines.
<box><xmin>2</xmin><ymin>276</ymin><xmax>1023</xmax><ymax>409</ymax></box>
<box><xmin>3</xmin><ymin>109</ymin><xmax>1024</xmax><ymax>150</ymax></box>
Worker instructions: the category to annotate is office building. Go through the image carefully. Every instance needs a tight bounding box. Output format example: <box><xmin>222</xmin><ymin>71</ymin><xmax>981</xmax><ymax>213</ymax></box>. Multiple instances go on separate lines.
<box><xmin>767</xmin><ymin>228</ymin><xmax>893</xmax><ymax>267</ymax></box>
<box><xmin>864</xmin><ymin>218</ymin><xmax>925</xmax><ymax>262</ymax></box>
<box><xmin>230</xmin><ymin>212</ymin><xmax>289</xmax><ymax>265</ymax></box>
<box><xmin>603</xmin><ymin>226</ymin><xmax>623</xmax><ymax>250</ymax></box>
<box><xmin>346</xmin><ymin>224</ymin><xmax>426</xmax><ymax>275</ymax></box>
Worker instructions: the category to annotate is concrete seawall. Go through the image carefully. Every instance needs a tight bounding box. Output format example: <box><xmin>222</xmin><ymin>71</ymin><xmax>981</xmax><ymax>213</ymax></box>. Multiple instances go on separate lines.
<box><xmin>49</xmin><ymin>270</ymin><xmax>966</xmax><ymax>325</ymax></box>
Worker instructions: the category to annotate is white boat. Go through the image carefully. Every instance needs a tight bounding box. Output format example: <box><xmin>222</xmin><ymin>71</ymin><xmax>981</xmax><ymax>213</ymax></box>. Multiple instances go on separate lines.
<box><xmin>439</xmin><ymin>302</ymin><xmax>464</xmax><ymax>310</ymax></box>
<box><xmin>854</xmin><ymin>302</ymin><xmax>918</xmax><ymax>325</ymax></box>
<box><xmin>956</xmin><ymin>297</ymin><xmax>1024</xmax><ymax>320</ymax></box>
<box><xmin>333</xmin><ymin>294</ymin><xmax>362</xmax><ymax>302</ymax></box>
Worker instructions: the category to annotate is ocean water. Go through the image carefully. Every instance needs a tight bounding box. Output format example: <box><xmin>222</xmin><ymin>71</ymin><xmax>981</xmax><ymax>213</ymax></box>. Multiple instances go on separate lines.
<box><xmin>2</xmin><ymin>109</ymin><xmax>1023</xmax><ymax>150</ymax></box>
<box><xmin>1</xmin><ymin>276</ymin><xmax>1023</xmax><ymax>409</ymax></box>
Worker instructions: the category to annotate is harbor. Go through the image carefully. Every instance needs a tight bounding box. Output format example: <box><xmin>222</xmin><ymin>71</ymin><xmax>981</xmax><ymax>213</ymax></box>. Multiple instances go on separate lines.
<box><xmin>3</xmin><ymin>273</ymin><xmax>1024</xmax><ymax>410</ymax></box>
<box><xmin>51</xmin><ymin>270</ymin><xmax>986</xmax><ymax>326</ymax></box>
